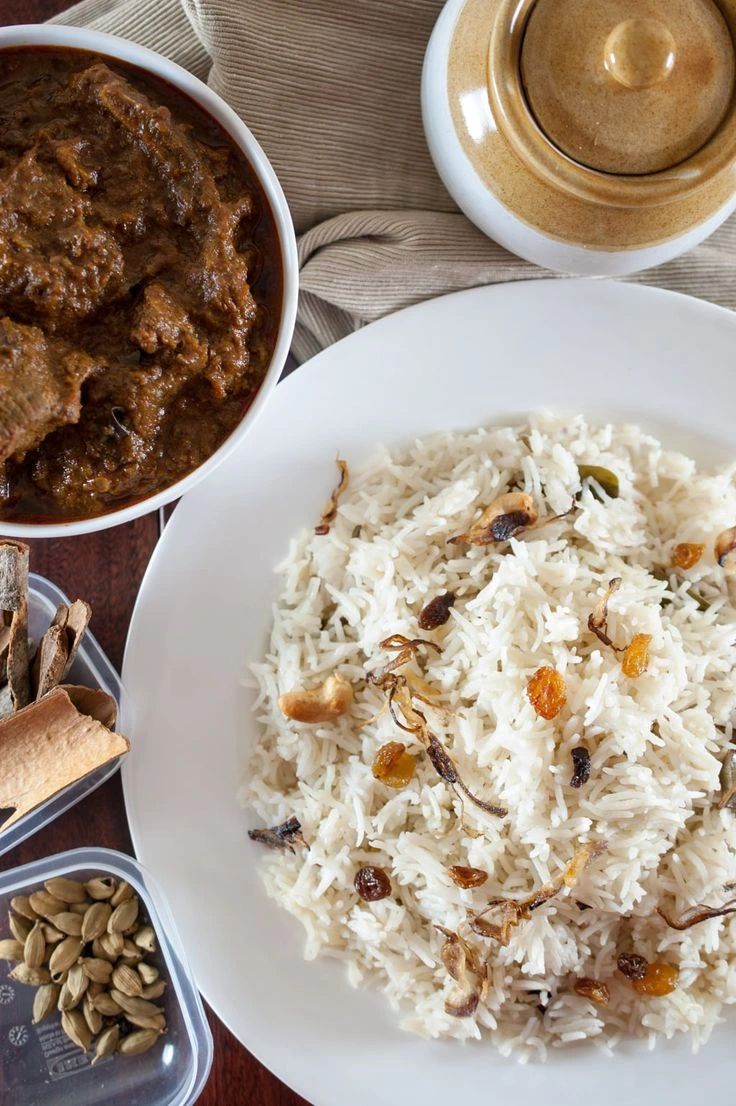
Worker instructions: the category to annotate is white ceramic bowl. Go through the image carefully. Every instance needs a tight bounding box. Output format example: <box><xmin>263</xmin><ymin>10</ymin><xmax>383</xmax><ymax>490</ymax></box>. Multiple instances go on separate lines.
<box><xmin>0</xmin><ymin>24</ymin><xmax>298</xmax><ymax>538</ymax></box>
<box><xmin>421</xmin><ymin>0</ymin><xmax>736</xmax><ymax>277</ymax></box>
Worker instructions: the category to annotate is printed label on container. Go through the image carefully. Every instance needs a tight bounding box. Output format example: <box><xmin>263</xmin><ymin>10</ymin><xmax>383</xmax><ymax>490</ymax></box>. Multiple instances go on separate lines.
<box><xmin>36</xmin><ymin>1021</ymin><xmax>93</xmax><ymax>1081</ymax></box>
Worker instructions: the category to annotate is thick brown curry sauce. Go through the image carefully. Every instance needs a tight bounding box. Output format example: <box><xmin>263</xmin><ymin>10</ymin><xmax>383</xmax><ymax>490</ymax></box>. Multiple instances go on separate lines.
<box><xmin>0</xmin><ymin>47</ymin><xmax>282</xmax><ymax>521</ymax></box>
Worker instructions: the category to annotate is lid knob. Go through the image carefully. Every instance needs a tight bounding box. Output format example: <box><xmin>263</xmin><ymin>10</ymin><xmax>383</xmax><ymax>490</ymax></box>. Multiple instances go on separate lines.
<box><xmin>604</xmin><ymin>18</ymin><xmax>676</xmax><ymax>89</ymax></box>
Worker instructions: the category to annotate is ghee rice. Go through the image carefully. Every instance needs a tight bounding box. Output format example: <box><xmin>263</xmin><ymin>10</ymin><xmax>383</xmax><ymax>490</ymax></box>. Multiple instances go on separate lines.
<box><xmin>242</xmin><ymin>415</ymin><xmax>736</xmax><ymax>1059</ymax></box>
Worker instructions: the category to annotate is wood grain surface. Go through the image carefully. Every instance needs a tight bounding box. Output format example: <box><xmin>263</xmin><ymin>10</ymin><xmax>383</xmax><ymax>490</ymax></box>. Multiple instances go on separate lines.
<box><xmin>0</xmin><ymin>5</ymin><xmax>308</xmax><ymax>1103</ymax></box>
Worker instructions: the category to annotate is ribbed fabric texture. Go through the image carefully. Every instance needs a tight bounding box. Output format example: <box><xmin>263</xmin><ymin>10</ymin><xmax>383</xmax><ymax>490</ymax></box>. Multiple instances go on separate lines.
<box><xmin>53</xmin><ymin>0</ymin><xmax>210</xmax><ymax>78</ymax></box>
<box><xmin>53</xmin><ymin>0</ymin><xmax>736</xmax><ymax>362</ymax></box>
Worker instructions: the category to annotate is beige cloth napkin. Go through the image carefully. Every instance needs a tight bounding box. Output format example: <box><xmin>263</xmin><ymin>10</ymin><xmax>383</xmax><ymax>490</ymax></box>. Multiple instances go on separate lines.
<box><xmin>53</xmin><ymin>0</ymin><xmax>736</xmax><ymax>362</ymax></box>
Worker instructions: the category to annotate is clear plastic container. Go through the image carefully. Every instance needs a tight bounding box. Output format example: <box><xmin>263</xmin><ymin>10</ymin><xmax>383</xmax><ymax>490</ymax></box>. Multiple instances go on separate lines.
<box><xmin>0</xmin><ymin>847</ymin><xmax>213</xmax><ymax>1105</ymax></box>
<box><xmin>0</xmin><ymin>574</ymin><xmax>131</xmax><ymax>859</ymax></box>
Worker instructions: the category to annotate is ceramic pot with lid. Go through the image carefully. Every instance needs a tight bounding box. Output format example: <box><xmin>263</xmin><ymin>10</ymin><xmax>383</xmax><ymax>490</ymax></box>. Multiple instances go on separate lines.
<box><xmin>422</xmin><ymin>0</ymin><xmax>736</xmax><ymax>275</ymax></box>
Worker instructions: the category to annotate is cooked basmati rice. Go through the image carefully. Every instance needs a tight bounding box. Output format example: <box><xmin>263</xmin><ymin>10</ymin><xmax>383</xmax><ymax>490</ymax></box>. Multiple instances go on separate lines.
<box><xmin>241</xmin><ymin>414</ymin><xmax>736</xmax><ymax>1059</ymax></box>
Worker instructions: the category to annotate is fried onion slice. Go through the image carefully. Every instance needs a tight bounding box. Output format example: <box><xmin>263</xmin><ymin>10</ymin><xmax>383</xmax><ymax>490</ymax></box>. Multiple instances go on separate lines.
<box><xmin>315</xmin><ymin>458</ymin><xmax>349</xmax><ymax>536</ymax></box>
<box><xmin>657</xmin><ymin>894</ymin><xmax>736</xmax><ymax>931</ymax></box>
<box><xmin>588</xmin><ymin>577</ymin><xmax>622</xmax><ymax>651</ymax></box>
<box><xmin>372</xmin><ymin>634</ymin><xmax>442</xmax><ymax>679</ymax></box>
<box><xmin>436</xmin><ymin>926</ymin><xmax>488</xmax><ymax>1018</ymax></box>
<box><xmin>427</xmin><ymin>736</ymin><xmax>507</xmax><ymax>818</ymax></box>
<box><xmin>380</xmin><ymin>634</ymin><xmax>442</xmax><ymax>655</ymax></box>
<box><xmin>367</xmin><ymin>671</ymin><xmax>505</xmax><ymax>819</ymax></box>
<box><xmin>718</xmin><ymin>749</ymin><xmax>736</xmax><ymax>811</ymax></box>
<box><xmin>469</xmin><ymin>842</ymin><xmax>608</xmax><ymax>945</ymax></box>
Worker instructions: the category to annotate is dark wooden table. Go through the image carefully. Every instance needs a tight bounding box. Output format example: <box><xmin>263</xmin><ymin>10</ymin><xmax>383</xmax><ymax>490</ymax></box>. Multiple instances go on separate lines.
<box><xmin>2</xmin><ymin>3</ymin><xmax>307</xmax><ymax>1103</ymax></box>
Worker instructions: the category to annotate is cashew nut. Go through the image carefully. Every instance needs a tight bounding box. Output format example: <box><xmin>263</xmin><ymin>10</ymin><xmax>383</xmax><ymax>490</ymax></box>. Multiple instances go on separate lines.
<box><xmin>715</xmin><ymin>525</ymin><xmax>736</xmax><ymax>574</ymax></box>
<box><xmin>278</xmin><ymin>673</ymin><xmax>353</xmax><ymax>723</ymax></box>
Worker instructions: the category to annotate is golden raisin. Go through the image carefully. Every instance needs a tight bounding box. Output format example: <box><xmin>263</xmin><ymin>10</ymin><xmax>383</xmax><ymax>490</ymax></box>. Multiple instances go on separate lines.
<box><xmin>621</xmin><ymin>633</ymin><xmax>652</xmax><ymax>678</ymax></box>
<box><xmin>448</xmin><ymin>865</ymin><xmax>488</xmax><ymax>889</ymax></box>
<box><xmin>527</xmin><ymin>666</ymin><xmax>567</xmax><ymax>720</ymax></box>
<box><xmin>672</xmin><ymin>543</ymin><xmax>705</xmax><ymax>570</ymax></box>
<box><xmin>574</xmin><ymin>977</ymin><xmax>610</xmax><ymax>1005</ymax></box>
<box><xmin>631</xmin><ymin>962</ymin><xmax>679</xmax><ymax>997</ymax></box>
<box><xmin>372</xmin><ymin>742</ymin><xmax>416</xmax><ymax>789</ymax></box>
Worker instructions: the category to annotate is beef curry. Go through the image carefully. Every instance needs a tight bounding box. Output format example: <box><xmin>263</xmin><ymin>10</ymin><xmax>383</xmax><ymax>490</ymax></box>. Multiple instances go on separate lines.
<box><xmin>0</xmin><ymin>47</ymin><xmax>282</xmax><ymax>521</ymax></box>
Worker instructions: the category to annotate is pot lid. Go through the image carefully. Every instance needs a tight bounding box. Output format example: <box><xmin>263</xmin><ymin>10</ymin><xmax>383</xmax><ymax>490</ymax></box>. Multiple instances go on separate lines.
<box><xmin>520</xmin><ymin>0</ymin><xmax>736</xmax><ymax>175</ymax></box>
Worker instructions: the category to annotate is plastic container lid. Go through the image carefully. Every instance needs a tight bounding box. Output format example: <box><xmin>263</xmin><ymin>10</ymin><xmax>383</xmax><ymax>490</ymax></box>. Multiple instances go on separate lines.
<box><xmin>0</xmin><ymin>574</ymin><xmax>131</xmax><ymax>859</ymax></box>
<box><xmin>0</xmin><ymin>848</ymin><xmax>213</xmax><ymax>1106</ymax></box>
<box><xmin>520</xmin><ymin>0</ymin><xmax>735</xmax><ymax>174</ymax></box>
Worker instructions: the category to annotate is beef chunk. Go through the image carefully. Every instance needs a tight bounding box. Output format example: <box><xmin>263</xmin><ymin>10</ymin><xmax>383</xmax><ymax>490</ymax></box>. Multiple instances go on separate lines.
<box><xmin>0</xmin><ymin>317</ymin><xmax>96</xmax><ymax>463</ymax></box>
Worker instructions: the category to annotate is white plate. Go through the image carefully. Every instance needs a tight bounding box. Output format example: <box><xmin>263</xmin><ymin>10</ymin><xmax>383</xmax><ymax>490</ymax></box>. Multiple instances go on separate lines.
<box><xmin>123</xmin><ymin>280</ymin><xmax>736</xmax><ymax>1106</ymax></box>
